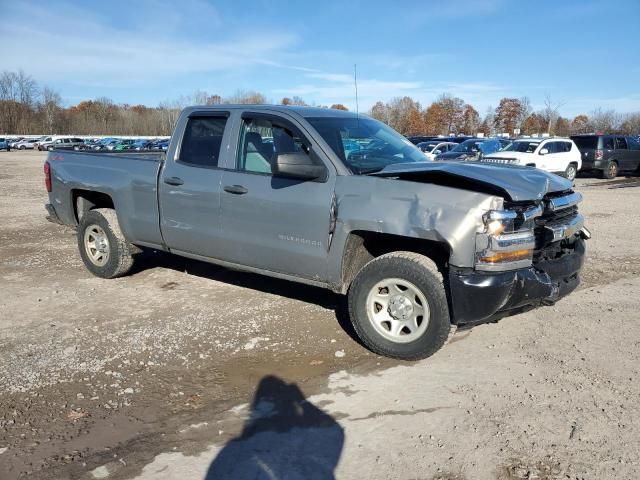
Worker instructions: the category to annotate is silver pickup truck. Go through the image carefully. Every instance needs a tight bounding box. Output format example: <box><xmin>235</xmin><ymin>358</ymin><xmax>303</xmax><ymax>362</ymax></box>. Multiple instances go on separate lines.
<box><xmin>44</xmin><ymin>105</ymin><xmax>589</xmax><ymax>360</ymax></box>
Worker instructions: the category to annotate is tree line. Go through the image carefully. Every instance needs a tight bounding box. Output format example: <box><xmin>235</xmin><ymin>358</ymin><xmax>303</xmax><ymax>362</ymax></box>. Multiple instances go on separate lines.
<box><xmin>1</xmin><ymin>70</ymin><xmax>638</xmax><ymax>137</ymax></box>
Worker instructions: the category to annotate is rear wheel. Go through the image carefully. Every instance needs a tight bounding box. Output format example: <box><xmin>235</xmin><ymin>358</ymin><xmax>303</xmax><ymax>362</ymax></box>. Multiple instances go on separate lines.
<box><xmin>77</xmin><ymin>208</ymin><xmax>135</xmax><ymax>278</ymax></box>
<box><xmin>601</xmin><ymin>161</ymin><xmax>618</xmax><ymax>179</ymax></box>
<box><xmin>347</xmin><ymin>252</ymin><xmax>451</xmax><ymax>360</ymax></box>
<box><xmin>564</xmin><ymin>163</ymin><xmax>577</xmax><ymax>181</ymax></box>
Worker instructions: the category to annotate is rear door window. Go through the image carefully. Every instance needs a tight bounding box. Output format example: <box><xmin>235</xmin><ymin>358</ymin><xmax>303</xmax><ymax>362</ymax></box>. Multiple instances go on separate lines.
<box><xmin>603</xmin><ymin>137</ymin><xmax>614</xmax><ymax>150</ymax></box>
<box><xmin>615</xmin><ymin>137</ymin><xmax>628</xmax><ymax>149</ymax></box>
<box><xmin>179</xmin><ymin>116</ymin><xmax>228</xmax><ymax>168</ymax></box>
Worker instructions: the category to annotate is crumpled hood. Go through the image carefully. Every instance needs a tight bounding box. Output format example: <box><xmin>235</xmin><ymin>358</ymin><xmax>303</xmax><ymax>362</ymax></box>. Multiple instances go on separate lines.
<box><xmin>369</xmin><ymin>161</ymin><xmax>573</xmax><ymax>202</ymax></box>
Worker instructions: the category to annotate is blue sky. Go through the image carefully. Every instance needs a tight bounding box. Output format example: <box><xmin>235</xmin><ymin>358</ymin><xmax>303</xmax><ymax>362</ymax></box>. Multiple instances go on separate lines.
<box><xmin>1</xmin><ymin>0</ymin><xmax>639</xmax><ymax>116</ymax></box>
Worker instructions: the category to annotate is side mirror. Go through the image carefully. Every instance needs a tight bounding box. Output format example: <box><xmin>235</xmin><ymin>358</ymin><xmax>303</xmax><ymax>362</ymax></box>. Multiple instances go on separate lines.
<box><xmin>433</xmin><ymin>149</ymin><xmax>441</xmax><ymax>155</ymax></box>
<box><xmin>539</xmin><ymin>148</ymin><xmax>549</xmax><ymax>155</ymax></box>
<box><xmin>273</xmin><ymin>152</ymin><xmax>327</xmax><ymax>181</ymax></box>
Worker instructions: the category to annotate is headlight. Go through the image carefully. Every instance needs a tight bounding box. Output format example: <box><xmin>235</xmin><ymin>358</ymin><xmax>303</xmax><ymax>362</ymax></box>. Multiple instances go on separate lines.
<box><xmin>475</xmin><ymin>205</ymin><xmax>543</xmax><ymax>272</ymax></box>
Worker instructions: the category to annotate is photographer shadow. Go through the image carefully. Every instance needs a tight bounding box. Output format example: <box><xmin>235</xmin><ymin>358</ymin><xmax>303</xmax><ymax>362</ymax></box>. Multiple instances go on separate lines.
<box><xmin>205</xmin><ymin>375</ymin><xmax>344</xmax><ymax>480</ymax></box>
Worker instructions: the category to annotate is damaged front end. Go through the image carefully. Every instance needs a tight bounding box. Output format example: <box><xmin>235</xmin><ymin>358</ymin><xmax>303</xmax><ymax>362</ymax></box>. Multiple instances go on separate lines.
<box><xmin>448</xmin><ymin>190</ymin><xmax>589</xmax><ymax>325</ymax></box>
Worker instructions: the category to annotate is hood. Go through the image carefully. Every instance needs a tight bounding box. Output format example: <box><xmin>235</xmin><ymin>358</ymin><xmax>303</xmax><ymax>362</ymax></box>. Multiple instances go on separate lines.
<box><xmin>369</xmin><ymin>161</ymin><xmax>573</xmax><ymax>202</ymax></box>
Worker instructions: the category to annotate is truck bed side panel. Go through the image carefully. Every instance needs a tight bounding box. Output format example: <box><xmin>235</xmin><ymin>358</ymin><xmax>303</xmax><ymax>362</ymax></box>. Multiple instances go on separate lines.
<box><xmin>47</xmin><ymin>152</ymin><xmax>164</xmax><ymax>247</ymax></box>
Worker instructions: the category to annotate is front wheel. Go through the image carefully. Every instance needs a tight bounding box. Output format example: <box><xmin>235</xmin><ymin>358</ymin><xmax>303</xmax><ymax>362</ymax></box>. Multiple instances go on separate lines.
<box><xmin>77</xmin><ymin>209</ymin><xmax>136</xmax><ymax>278</ymax></box>
<box><xmin>347</xmin><ymin>252</ymin><xmax>451</xmax><ymax>360</ymax></box>
<box><xmin>564</xmin><ymin>163</ymin><xmax>577</xmax><ymax>181</ymax></box>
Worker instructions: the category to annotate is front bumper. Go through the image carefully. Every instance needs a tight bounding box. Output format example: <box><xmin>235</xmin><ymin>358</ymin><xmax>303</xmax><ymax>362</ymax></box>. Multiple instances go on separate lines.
<box><xmin>448</xmin><ymin>236</ymin><xmax>586</xmax><ymax>325</ymax></box>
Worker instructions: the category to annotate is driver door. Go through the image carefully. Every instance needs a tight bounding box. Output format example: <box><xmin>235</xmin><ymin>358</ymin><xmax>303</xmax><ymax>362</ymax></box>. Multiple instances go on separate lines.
<box><xmin>218</xmin><ymin>112</ymin><xmax>336</xmax><ymax>281</ymax></box>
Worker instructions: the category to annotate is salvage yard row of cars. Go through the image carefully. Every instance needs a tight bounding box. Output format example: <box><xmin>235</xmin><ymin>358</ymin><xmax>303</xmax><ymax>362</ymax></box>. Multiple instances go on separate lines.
<box><xmin>408</xmin><ymin>133</ymin><xmax>640</xmax><ymax>180</ymax></box>
<box><xmin>0</xmin><ymin>135</ymin><xmax>170</xmax><ymax>152</ymax></box>
<box><xmin>3</xmin><ymin>130</ymin><xmax>640</xmax><ymax>180</ymax></box>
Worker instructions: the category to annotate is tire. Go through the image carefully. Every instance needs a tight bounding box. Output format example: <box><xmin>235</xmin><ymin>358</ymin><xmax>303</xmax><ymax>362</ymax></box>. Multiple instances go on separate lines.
<box><xmin>601</xmin><ymin>161</ymin><xmax>618</xmax><ymax>179</ymax></box>
<box><xmin>19</xmin><ymin>145</ymin><xmax>25</xmax><ymax>150</ymax></box>
<box><xmin>564</xmin><ymin>163</ymin><xmax>577</xmax><ymax>181</ymax></box>
<box><xmin>77</xmin><ymin>208</ymin><xmax>135</xmax><ymax>279</ymax></box>
<box><xmin>347</xmin><ymin>251</ymin><xmax>451</xmax><ymax>360</ymax></box>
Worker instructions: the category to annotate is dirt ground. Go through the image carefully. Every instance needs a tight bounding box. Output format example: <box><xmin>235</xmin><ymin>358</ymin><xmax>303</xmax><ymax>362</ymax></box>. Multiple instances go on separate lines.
<box><xmin>1</xmin><ymin>150</ymin><xmax>639</xmax><ymax>480</ymax></box>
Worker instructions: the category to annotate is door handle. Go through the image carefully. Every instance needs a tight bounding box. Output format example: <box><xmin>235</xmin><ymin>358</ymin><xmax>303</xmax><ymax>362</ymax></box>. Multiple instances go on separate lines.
<box><xmin>164</xmin><ymin>177</ymin><xmax>184</xmax><ymax>186</ymax></box>
<box><xmin>223</xmin><ymin>185</ymin><xmax>248</xmax><ymax>195</ymax></box>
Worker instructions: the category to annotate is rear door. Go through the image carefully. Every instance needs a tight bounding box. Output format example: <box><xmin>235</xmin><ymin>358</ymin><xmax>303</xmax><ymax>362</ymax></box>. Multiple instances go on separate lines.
<box><xmin>615</xmin><ymin>136</ymin><xmax>631</xmax><ymax>170</ymax></box>
<box><xmin>218</xmin><ymin>111</ymin><xmax>336</xmax><ymax>281</ymax></box>
<box><xmin>158</xmin><ymin>112</ymin><xmax>231</xmax><ymax>257</ymax></box>
<box><xmin>627</xmin><ymin>136</ymin><xmax>640</xmax><ymax>171</ymax></box>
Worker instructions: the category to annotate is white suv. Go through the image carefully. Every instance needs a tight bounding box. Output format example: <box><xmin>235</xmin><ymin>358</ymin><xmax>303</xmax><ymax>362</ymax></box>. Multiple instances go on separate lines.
<box><xmin>482</xmin><ymin>138</ymin><xmax>582</xmax><ymax>180</ymax></box>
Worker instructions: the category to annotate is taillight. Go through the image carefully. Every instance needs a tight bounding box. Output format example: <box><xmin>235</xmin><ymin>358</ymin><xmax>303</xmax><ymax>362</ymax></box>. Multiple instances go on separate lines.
<box><xmin>595</xmin><ymin>149</ymin><xmax>603</xmax><ymax>160</ymax></box>
<box><xmin>44</xmin><ymin>161</ymin><xmax>52</xmax><ymax>192</ymax></box>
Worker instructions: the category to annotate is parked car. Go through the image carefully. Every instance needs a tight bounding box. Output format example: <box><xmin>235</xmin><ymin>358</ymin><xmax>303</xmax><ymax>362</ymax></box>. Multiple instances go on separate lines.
<box><xmin>37</xmin><ymin>136</ymin><xmax>56</xmax><ymax>150</ymax></box>
<box><xmin>435</xmin><ymin>138</ymin><xmax>503</xmax><ymax>161</ymax></box>
<box><xmin>416</xmin><ymin>141</ymin><xmax>458</xmax><ymax>161</ymax></box>
<box><xmin>114</xmin><ymin>139</ymin><xmax>137</xmax><ymax>151</ymax></box>
<box><xmin>14</xmin><ymin>138</ymin><xmax>40</xmax><ymax>150</ymax></box>
<box><xmin>44</xmin><ymin>137</ymin><xmax>85</xmax><ymax>151</ymax></box>
<box><xmin>8</xmin><ymin>137</ymin><xmax>24</xmax><ymax>148</ymax></box>
<box><xmin>481</xmin><ymin>137</ymin><xmax>582</xmax><ymax>180</ymax></box>
<box><xmin>44</xmin><ymin>105</ymin><xmax>588</xmax><ymax>361</ymax></box>
<box><xmin>0</xmin><ymin>137</ymin><xmax>10</xmax><ymax>151</ymax></box>
<box><xmin>570</xmin><ymin>134</ymin><xmax>640</xmax><ymax>178</ymax></box>
<box><xmin>131</xmin><ymin>139</ymin><xmax>153</xmax><ymax>150</ymax></box>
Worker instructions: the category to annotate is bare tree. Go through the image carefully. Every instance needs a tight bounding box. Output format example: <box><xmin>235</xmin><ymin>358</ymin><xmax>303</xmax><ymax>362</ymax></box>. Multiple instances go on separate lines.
<box><xmin>40</xmin><ymin>86</ymin><xmax>62</xmax><ymax>133</ymax></box>
<box><xmin>542</xmin><ymin>94</ymin><xmax>565</xmax><ymax>134</ymax></box>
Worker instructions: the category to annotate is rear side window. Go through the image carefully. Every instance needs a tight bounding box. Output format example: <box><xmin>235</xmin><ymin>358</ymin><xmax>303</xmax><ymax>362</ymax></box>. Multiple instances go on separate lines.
<box><xmin>616</xmin><ymin>137</ymin><xmax>628</xmax><ymax>149</ymax></box>
<box><xmin>179</xmin><ymin>116</ymin><xmax>228</xmax><ymax>168</ymax></box>
<box><xmin>571</xmin><ymin>136</ymin><xmax>597</xmax><ymax>150</ymax></box>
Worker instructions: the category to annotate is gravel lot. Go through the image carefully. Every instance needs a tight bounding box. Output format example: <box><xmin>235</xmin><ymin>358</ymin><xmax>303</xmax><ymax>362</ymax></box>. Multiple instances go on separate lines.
<box><xmin>1</xmin><ymin>150</ymin><xmax>639</xmax><ymax>480</ymax></box>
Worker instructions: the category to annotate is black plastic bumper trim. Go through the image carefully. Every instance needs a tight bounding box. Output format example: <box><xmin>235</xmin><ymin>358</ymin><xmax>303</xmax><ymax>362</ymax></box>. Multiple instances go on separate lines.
<box><xmin>448</xmin><ymin>238</ymin><xmax>586</xmax><ymax>325</ymax></box>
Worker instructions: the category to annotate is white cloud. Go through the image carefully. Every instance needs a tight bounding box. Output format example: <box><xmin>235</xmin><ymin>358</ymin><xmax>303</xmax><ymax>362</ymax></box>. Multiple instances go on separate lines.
<box><xmin>0</xmin><ymin>1</ymin><xmax>297</xmax><ymax>87</ymax></box>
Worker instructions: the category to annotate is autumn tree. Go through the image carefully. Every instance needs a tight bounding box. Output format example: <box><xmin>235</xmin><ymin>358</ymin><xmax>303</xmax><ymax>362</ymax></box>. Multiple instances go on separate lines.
<box><xmin>423</xmin><ymin>102</ymin><xmax>446</xmax><ymax>135</ymax></box>
<box><xmin>570</xmin><ymin>115</ymin><xmax>590</xmax><ymax>134</ymax></box>
<box><xmin>461</xmin><ymin>104</ymin><xmax>480</xmax><ymax>135</ymax></box>
<box><xmin>494</xmin><ymin>98</ymin><xmax>522</xmax><ymax>135</ymax></box>
<box><xmin>522</xmin><ymin>113</ymin><xmax>547</xmax><ymax>135</ymax></box>
<box><xmin>435</xmin><ymin>94</ymin><xmax>464</xmax><ymax>134</ymax></box>
<box><xmin>330</xmin><ymin>104</ymin><xmax>348</xmax><ymax>111</ymax></box>
<box><xmin>369</xmin><ymin>101</ymin><xmax>388</xmax><ymax>123</ymax></box>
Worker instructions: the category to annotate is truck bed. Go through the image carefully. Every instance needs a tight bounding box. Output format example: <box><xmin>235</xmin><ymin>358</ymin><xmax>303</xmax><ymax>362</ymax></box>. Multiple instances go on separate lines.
<box><xmin>46</xmin><ymin>149</ymin><xmax>165</xmax><ymax>247</ymax></box>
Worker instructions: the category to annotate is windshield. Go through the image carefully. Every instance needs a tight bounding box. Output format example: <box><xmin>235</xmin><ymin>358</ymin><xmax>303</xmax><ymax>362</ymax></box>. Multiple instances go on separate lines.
<box><xmin>452</xmin><ymin>139</ymin><xmax>502</xmax><ymax>154</ymax></box>
<box><xmin>417</xmin><ymin>141</ymin><xmax>441</xmax><ymax>152</ymax></box>
<box><xmin>306</xmin><ymin>116</ymin><xmax>426</xmax><ymax>174</ymax></box>
<box><xmin>505</xmin><ymin>140</ymin><xmax>540</xmax><ymax>153</ymax></box>
<box><xmin>451</xmin><ymin>139</ymin><xmax>484</xmax><ymax>153</ymax></box>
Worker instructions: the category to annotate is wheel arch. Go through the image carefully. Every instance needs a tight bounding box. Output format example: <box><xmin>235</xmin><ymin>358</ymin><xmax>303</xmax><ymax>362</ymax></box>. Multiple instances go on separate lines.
<box><xmin>72</xmin><ymin>189</ymin><xmax>115</xmax><ymax>224</ymax></box>
<box><xmin>339</xmin><ymin>230</ymin><xmax>452</xmax><ymax>294</ymax></box>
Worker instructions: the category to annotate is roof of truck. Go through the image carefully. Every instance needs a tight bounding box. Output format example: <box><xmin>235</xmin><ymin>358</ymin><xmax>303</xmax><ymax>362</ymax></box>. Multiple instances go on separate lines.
<box><xmin>185</xmin><ymin>104</ymin><xmax>360</xmax><ymax>118</ymax></box>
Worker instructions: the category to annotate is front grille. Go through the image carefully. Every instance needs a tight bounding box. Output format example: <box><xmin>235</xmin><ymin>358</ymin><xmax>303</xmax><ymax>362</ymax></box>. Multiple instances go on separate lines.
<box><xmin>534</xmin><ymin>198</ymin><xmax>580</xmax><ymax>250</ymax></box>
<box><xmin>478</xmin><ymin>157</ymin><xmax>516</xmax><ymax>164</ymax></box>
